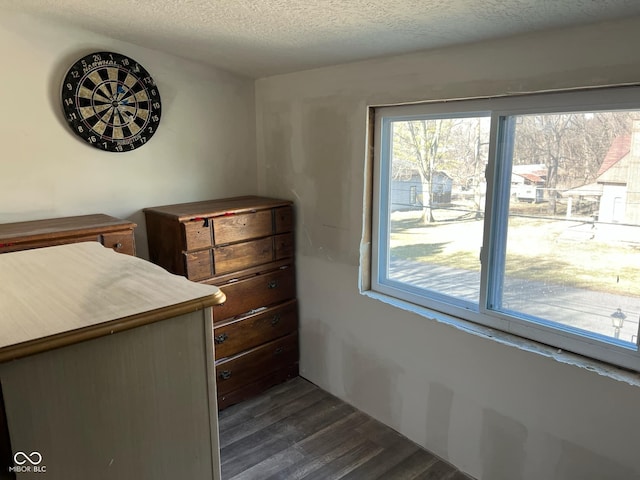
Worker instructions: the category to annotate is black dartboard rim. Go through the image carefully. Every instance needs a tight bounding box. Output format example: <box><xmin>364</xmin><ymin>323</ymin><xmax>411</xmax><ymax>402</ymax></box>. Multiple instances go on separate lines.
<box><xmin>61</xmin><ymin>51</ymin><xmax>161</xmax><ymax>152</ymax></box>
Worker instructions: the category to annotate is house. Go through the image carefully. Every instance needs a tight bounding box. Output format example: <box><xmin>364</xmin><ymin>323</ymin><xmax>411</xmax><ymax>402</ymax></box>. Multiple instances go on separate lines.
<box><xmin>511</xmin><ymin>164</ymin><xmax>547</xmax><ymax>203</ymax></box>
<box><xmin>431</xmin><ymin>171</ymin><xmax>454</xmax><ymax>206</ymax></box>
<box><xmin>2</xmin><ymin>4</ymin><xmax>640</xmax><ymax>480</ymax></box>
<box><xmin>391</xmin><ymin>170</ymin><xmax>452</xmax><ymax>211</ymax></box>
<box><xmin>594</xmin><ymin>126</ymin><xmax>640</xmax><ymax>225</ymax></box>
<box><xmin>563</xmin><ymin>124</ymin><xmax>640</xmax><ymax>229</ymax></box>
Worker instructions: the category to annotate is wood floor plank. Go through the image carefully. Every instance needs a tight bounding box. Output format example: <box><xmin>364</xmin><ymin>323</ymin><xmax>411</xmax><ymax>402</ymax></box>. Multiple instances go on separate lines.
<box><xmin>370</xmin><ymin>449</ymin><xmax>439</xmax><ymax>480</ymax></box>
<box><xmin>221</xmin><ymin>396</ymin><xmax>354</xmax><ymax>478</ymax></box>
<box><xmin>219</xmin><ymin>386</ymin><xmax>330</xmax><ymax>448</ymax></box>
<box><xmin>337</xmin><ymin>429</ymin><xmax>420</xmax><ymax>480</ymax></box>
<box><xmin>218</xmin><ymin>378</ymin><xmax>317</xmax><ymax>434</ymax></box>
<box><xmin>411</xmin><ymin>460</ymin><xmax>459</xmax><ymax>480</ymax></box>
<box><xmin>447</xmin><ymin>472</ymin><xmax>476</xmax><ymax>480</ymax></box>
<box><xmin>298</xmin><ymin>440</ymin><xmax>384</xmax><ymax>480</ymax></box>
<box><xmin>228</xmin><ymin>447</ymin><xmax>306</xmax><ymax>480</ymax></box>
<box><xmin>218</xmin><ymin>378</ymin><xmax>476</xmax><ymax>480</ymax></box>
<box><xmin>260</xmin><ymin>411</ymin><xmax>373</xmax><ymax>480</ymax></box>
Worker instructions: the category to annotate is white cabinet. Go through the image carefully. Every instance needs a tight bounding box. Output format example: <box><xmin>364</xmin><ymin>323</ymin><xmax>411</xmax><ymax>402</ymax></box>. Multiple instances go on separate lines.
<box><xmin>0</xmin><ymin>242</ymin><xmax>225</xmax><ymax>480</ymax></box>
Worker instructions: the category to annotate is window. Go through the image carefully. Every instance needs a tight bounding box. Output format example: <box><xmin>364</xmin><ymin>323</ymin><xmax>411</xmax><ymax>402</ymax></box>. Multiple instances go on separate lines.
<box><xmin>371</xmin><ymin>88</ymin><xmax>640</xmax><ymax>372</ymax></box>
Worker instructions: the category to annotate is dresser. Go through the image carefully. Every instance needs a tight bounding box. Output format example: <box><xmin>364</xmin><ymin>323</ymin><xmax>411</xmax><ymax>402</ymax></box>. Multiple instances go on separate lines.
<box><xmin>0</xmin><ymin>242</ymin><xmax>226</xmax><ymax>480</ymax></box>
<box><xmin>144</xmin><ymin>196</ymin><xmax>299</xmax><ymax>409</ymax></box>
<box><xmin>0</xmin><ymin>213</ymin><xmax>136</xmax><ymax>255</ymax></box>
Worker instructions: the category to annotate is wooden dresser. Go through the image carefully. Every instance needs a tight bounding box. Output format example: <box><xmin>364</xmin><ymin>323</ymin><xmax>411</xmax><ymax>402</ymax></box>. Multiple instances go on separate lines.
<box><xmin>0</xmin><ymin>214</ymin><xmax>136</xmax><ymax>255</ymax></box>
<box><xmin>144</xmin><ymin>196</ymin><xmax>299</xmax><ymax>409</ymax></box>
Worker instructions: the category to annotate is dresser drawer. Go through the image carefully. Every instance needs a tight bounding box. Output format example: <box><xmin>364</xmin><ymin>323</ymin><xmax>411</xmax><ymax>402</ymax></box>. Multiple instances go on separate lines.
<box><xmin>213</xmin><ymin>300</ymin><xmax>298</xmax><ymax>359</ymax></box>
<box><xmin>184</xmin><ymin>250</ymin><xmax>213</xmax><ymax>281</ymax></box>
<box><xmin>213</xmin><ymin>209</ymin><xmax>272</xmax><ymax>245</ymax></box>
<box><xmin>100</xmin><ymin>232</ymin><xmax>135</xmax><ymax>255</ymax></box>
<box><xmin>217</xmin><ymin>364</ymin><xmax>299</xmax><ymax>410</ymax></box>
<box><xmin>275</xmin><ymin>206</ymin><xmax>294</xmax><ymax>233</ymax></box>
<box><xmin>215</xmin><ymin>333</ymin><xmax>298</xmax><ymax>396</ymax></box>
<box><xmin>182</xmin><ymin>218</ymin><xmax>212</xmax><ymax>250</ymax></box>
<box><xmin>274</xmin><ymin>233</ymin><xmax>294</xmax><ymax>260</ymax></box>
<box><xmin>214</xmin><ymin>237</ymin><xmax>273</xmax><ymax>275</ymax></box>
<box><xmin>0</xmin><ymin>235</ymin><xmax>99</xmax><ymax>253</ymax></box>
<box><xmin>211</xmin><ymin>266</ymin><xmax>296</xmax><ymax>320</ymax></box>
<box><xmin>0</xmin><ymin>214</ymin><xmax>136</xmax><ymax>255</ymax></box>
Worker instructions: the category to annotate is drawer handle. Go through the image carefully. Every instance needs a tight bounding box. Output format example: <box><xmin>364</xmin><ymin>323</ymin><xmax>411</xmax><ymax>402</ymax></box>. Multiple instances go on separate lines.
<box><xmin>214</xmin><ymin>333</ymin><xmax>228</xmax><ymax>344</ymax></box>
<box><xmin>274</xmin><ymin>347</ymin><xmax>284</xmax><ymax>355</ymax></box>
<box><xmin>219</xmin><ymin>370</ymin><xmax>232</xmax><ymax>380</ymax></box>
<box><xmin>267</xmin><ymin>280</ymin><xmax>279</xmax><ymax>289</ymax></box>
<box><xmin>115</xmin><ymin>242</ymin><xmax>123</xmax><ymax>249</ymax></box>
<box><xmin>271</xmin><ymin>314</ymin><xmax>281</xmax><ymax>326</ymax></box>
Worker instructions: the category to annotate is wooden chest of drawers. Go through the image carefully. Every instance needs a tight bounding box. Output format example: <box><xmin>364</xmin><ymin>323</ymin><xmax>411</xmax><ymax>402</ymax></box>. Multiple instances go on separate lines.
<box><xmin>144</xmin><ymin>196</ymin><xmax>299</xmax><ymax>409</ymax></box>
<box><xmin>0</xmin><ymin>214</ymin><xmax>136</xmax><ymax>256</ymax></box>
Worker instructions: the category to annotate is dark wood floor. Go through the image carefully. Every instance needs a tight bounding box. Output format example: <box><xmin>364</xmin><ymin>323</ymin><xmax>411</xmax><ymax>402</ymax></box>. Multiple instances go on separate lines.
<box><xmin>218</xmin><ymin>377</ymin><xmax>475</xmax><ymax>480</ymax></box>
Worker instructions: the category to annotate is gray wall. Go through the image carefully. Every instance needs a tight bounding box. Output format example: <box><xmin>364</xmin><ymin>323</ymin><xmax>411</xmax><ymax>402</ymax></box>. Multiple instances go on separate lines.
<box><xmin>0</xmin><ymin>12</ymin><xmax>257</xmax><ymax>259</ymax></box>
<box><xmin>256</xmin><ymin>17</ymin><xmax>640</xmax><ymax>480</ymax></box>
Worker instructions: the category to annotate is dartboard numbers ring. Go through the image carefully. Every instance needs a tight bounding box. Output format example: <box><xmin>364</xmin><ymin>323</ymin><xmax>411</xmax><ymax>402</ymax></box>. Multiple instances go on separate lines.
<box><xmin>61</xmin><ymin>51</ymin><xmax>161</xmax><ymax>152</ymax></box>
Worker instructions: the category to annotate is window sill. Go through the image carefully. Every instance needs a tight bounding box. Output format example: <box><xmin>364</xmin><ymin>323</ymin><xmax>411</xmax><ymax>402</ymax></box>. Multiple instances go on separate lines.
<box><xmin>362</xmin><ymin>289</ymin><xmax>640</xmax><ymax>387</ymax></box>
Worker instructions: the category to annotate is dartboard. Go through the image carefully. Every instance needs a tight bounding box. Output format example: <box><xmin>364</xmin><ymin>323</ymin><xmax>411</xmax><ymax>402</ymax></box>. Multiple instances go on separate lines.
<box><xmin>61</xmin><ymin>51</ymin><xmax>161</xmax><ymax>152</ymax></box>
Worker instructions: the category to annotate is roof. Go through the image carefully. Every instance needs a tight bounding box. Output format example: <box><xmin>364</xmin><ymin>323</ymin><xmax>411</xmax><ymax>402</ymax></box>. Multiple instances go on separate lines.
<box><xmin>596</xmin><ymin>135</ymin><xmax>631</xmax><ymax>177</ymax></box>
<box><xmin>515</xmin><ymin>172</ymin><xmax>546</xmax><ymax>183</ymax></box>
<box><xmin>561</xmin><ymin>182</ymin><xmax>603</xmax><ymax>197</ymax></box>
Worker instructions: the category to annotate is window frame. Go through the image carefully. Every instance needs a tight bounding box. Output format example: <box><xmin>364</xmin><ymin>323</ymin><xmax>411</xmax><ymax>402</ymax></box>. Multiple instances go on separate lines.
<box><xmin>370</xmin><ymin>87</ymin><xmax>640</xmax><ymax>372</ymax></box>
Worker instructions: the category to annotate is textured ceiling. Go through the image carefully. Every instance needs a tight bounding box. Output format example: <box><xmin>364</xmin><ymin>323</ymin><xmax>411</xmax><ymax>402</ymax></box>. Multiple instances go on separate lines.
<box><xmin>2</xmin><ymin>0</ymin><xmax>640</xmax><ymax>78</ymax></box>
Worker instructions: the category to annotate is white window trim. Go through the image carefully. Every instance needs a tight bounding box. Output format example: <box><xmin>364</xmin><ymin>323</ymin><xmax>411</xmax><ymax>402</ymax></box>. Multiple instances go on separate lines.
<box><xmin>368</xmin><ymin>86</ymin><xmax>640</xmax><ymax>373</ymax></box>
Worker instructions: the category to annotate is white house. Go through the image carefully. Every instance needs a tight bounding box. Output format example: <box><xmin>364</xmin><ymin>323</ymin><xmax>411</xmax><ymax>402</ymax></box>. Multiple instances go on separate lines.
<box><xmin>511</xmin><ymin>164</ymin><xmax>546</xmax><ymax>203</ymax></box>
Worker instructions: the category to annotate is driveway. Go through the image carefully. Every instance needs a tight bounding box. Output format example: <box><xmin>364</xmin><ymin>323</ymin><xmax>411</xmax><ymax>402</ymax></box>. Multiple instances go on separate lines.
<box><xmin>389</xmin><ymin>259</ymin><xmax>639</xmax><ymax>343</ymax></box>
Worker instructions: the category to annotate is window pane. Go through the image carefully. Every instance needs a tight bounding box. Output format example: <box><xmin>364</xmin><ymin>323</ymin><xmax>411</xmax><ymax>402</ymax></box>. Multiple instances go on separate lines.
<box><xmin>498</xmin><ymin>111</ymin><xmax>640</xmax><ymax>344</ymax></box>
<box><xmin>385</xmin><ymin>116</ymin><xmax>490</xmax><ymax>304</ymax></box>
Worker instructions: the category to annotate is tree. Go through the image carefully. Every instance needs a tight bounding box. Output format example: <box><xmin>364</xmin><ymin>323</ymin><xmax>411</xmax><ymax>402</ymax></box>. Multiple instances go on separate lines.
<box><xmin>512</xmin><ymin>112</ymin><xmax>636</xmax><ymax>215</ymax></box>
<box><xmin>392</xmin><ymin>117</ymin><xmax>489</xmax><ymax>223</ymax></box>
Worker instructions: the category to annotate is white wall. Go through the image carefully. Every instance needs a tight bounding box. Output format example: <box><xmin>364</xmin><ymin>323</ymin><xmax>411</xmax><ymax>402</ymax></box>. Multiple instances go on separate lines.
<box><xmin>0</xmin><ymin>12</ymin><xmax>256</xmax><ymax>258</ymax></box>
<box><xmin>256</xmin><ymin>17</ymin><xmax>640</xmax><ymax>480</ymax></box>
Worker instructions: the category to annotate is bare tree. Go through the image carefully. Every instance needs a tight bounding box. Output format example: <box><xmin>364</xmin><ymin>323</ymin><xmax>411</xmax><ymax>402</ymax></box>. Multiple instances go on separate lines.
<box><xmin>513</xmin><ymin>112</ymin><xmax>635</xmax><ymax>214</ymax></box>
<box><xmin>392</xmin><ymin>117</ymin><xmax>491</xmax><ymax>223</ymax></box>
<box><xmin>393</xmin><ymin>119</ymin><xmax>455</xmax><ymax>223</ymax></box>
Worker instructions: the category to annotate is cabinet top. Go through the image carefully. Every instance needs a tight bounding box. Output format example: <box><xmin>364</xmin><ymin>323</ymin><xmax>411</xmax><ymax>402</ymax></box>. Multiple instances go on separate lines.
<box><xmin>0</xmin><ymin>242</ymin><xmax>225</xmax><ymax>362</ymax></box>
<box><xmin>0</xmin><ymin>213</ymin><xmax>136</xmax><ymax>243</ymax></box>
<box><xmin>143</xmin><ymin>195</ymin><xmax>292</xmax><ymax>221</ymax></box>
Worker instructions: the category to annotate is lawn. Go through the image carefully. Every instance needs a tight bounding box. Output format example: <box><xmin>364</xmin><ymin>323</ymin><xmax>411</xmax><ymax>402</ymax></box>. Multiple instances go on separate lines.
<box><xmin>389</xmin><ymin>204</ymin><xmax>640</xmax><ymax>297</ymax></box>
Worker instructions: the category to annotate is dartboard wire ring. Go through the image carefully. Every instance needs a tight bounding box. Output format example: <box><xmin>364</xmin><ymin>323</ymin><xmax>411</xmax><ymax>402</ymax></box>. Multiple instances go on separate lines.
<box><xmin>60</xmin><ymin>51</ymin><xmax>161</xmax><ymax>152</ymax></box>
